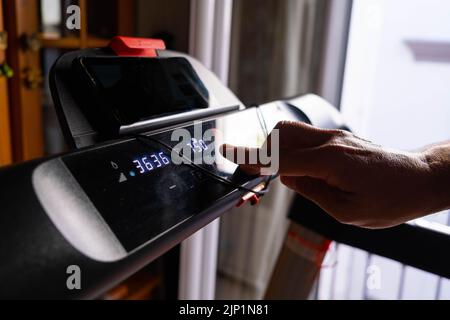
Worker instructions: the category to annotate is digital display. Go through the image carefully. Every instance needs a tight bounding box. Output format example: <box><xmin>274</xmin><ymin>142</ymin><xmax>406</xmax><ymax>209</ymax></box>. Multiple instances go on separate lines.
<box><xmin>133</xmin><ymin>152</ymin><xmax>171</xmax><ymax>175</ymax></box>
<box><xmin>187</xmin><ymin>138</ymin><xmax>209</xmax><ymax>153</ymax></box>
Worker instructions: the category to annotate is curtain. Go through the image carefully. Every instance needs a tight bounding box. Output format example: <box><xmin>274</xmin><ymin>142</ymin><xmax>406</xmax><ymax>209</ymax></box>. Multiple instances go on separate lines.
<box><xmin>217</xmin><ymin>0</ymin><xmax>328</xmax><ymax>299</ymax></box>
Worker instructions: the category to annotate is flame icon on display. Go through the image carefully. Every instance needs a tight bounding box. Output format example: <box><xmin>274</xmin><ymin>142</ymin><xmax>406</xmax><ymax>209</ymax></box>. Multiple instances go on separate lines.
<box><xmin>111</xmin><ymin>162</ymin><xmax>119</xmax><ymax>170</ymax></box>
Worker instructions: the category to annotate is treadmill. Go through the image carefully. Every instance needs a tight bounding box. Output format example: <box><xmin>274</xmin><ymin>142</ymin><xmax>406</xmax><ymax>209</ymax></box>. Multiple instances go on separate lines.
<box><xmin>0</xmin><ymin>37</ymin><xmax>448</xmax><ymax>299</ymax></box>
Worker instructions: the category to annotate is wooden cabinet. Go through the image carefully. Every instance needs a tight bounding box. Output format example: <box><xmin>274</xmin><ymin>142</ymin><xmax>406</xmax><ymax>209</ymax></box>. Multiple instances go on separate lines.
<box><xmin>0</xmin><ymin>0</ymin><xmax>12</xmax><ymax>166</ymax></box>
<box><xmin>4</xmin><ymin>0</ymin><xmax>44</xmax><ymax>162</ymax></box>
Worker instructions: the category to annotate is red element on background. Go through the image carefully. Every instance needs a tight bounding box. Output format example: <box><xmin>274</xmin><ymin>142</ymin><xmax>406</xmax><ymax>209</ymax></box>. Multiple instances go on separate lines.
<box><xmin>249</xmin><ymin>194</ymin><xmax>260</xmax><ymax>206</ymax></box>
<box><xmin>288</xmin><ymin>230</ymin><xmax>333</xmax><ymax>268</ymax></box>
<box><xmin>109</xmin><ymin>36</ymin><xmax>166</xmax><ymax>57</ymax></box>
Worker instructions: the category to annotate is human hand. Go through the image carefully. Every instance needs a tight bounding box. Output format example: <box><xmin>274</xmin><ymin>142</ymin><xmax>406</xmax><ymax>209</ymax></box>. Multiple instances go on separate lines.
<box><xmin>221</xmin><ymin>121</ymin><xmax>450</xmax><ymax>229</ymax></box>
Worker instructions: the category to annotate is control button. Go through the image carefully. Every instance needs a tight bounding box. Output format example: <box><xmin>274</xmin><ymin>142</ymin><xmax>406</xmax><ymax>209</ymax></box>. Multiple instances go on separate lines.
<box><xmin>111</xmin><ymin>161</ymin><xmax>119</xmax><ymax>170</ymax></box>
<box><xmin>119</xmin><ymin>173</ymin><xmax>128</xmax><ymax>183</ymax></box>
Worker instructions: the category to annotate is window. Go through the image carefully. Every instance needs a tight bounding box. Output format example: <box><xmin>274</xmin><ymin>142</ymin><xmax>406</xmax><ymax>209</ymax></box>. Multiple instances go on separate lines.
<box><xmin>319</xmin><ymin>0</ymin><xmax>450</xmax><ymax>300</ymax></box>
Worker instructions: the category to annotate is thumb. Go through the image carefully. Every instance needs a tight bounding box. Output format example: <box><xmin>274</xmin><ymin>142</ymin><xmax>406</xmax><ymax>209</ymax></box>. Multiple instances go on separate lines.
<box><xmin>220</xmin><ymin>144</ymin><xmax>266</xmax><ymax>175</ymax></box>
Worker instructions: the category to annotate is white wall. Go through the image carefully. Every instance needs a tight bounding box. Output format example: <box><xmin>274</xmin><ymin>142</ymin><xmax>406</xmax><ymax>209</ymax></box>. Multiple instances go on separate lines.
<box><xmin>341</xmin><ymin>0</ymin><xmax>450</xmax><ymax>149</ymax></box>
<box><xmin>322</xmin><ymin>0</ymin><xmax>450</xmax><ymax>300</ymax></box>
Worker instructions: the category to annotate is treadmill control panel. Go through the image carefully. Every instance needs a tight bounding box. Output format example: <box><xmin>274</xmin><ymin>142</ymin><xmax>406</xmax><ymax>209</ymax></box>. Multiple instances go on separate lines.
<box><xmin>62</xmin><ymin>108</ymin><xmax>266</xmax><ymax>252</ymax></box>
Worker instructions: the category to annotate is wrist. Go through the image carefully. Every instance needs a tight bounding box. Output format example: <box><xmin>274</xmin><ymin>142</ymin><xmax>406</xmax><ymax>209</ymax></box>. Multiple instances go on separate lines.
<box><xmin>422</xmin><ymin>145</ymin><xmax>450</xmax><ymax>213</ymax></box>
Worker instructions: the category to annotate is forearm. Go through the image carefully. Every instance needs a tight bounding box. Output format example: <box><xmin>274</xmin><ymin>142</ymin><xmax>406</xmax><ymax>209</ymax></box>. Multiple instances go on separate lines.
<box><xmin>423</xmin><ymin>142</ymin><xmax>450</xmax><ymax>214</ymax></box>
